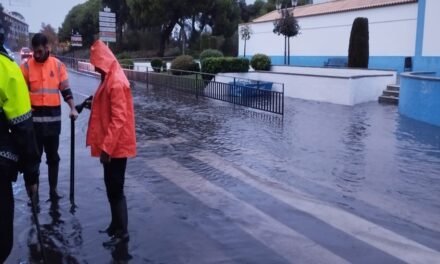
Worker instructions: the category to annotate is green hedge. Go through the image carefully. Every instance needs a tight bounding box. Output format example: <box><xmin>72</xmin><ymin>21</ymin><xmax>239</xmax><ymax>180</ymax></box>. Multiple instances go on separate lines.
<box><xmin>151</xmin><ymin>58</ymin><xmax>163</xmax><ymax>72</ymax></box>
<box><xmin>199</xmin><ymin>49</ymin><xmax>224</xmax><ymax>61</ymax></box>
<box><xmin>251</xmin><ymin>54</ymin><xmax>271</xmax><ymax>71</ymax></box>
<box><xmin>201</xmin><ymin>57</ymin><xmax>249</xmax><ymax>75</ymax></box>
<box><xmin>170</xmin><ymin>55</ymin><xmax>199</xmax><ymax>75</ymax></box>
<box><xmin>116</xmin><ymin>53</ymin><xmax>134</xmax><ymax>69</ymax></box>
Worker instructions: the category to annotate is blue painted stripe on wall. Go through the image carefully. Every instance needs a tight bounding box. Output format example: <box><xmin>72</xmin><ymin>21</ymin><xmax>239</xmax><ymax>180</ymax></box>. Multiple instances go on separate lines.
<box><xmin>415</xmin><ymin>0</ymin><xmax>426</xmax><ymax>57</ymax></box>
<box><xmin>414</xmin><ymin>56</ymin><xmax>440</xmax><ymax>72</ymax></box>
<box><xmin>266</xmin><ymin>56</ymin><xmax>408</xmax><ymax>72</ymax></box>
<box><xmin>400</xmin><ymin>73</ymin><xmax>440</xmax><ymax>127</ymax></box>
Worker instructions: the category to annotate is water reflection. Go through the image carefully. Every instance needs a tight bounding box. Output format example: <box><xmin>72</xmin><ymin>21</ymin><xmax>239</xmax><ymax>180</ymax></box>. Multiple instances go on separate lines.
<box><xmin>394</xmin><ymin>115</ymin><xmax>440</xmax><ymax>205</ymax></box>
<box><xmin>24</xmin><ymin>200</ymin><xmax>84</xmax><ymax>264</ymax></box>
<box><xmin>334</xmin><ymin>108</ymin><xmax>369</xmax><ymax>197</ymax></box>
<box><xmin>108</xmin><ymin>240</ymin><xmax>132</xmax><ymax>263</ymax></box>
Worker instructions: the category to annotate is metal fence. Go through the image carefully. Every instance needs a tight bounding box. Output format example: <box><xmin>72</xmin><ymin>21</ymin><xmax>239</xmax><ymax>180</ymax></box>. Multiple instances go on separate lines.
<box><xmin>57</xmin><ymin>56</ymin><xmax>284</xmax><ymax>115</ymax></box>
<box><xmin>125</xmin><ymin>68</ymin><xmax>285</xmax><ymax>115</ymax></box>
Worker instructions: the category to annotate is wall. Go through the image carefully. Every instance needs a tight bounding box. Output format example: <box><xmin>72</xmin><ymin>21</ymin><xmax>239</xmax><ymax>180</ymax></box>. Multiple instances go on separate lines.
<box><xmin>414</xmin><ymin>0</ymin><xmax>440</xmax><ymax>71</ymax></box>
<box><xmin>399</xmin><ymin>72</ymin><xmax>440</xmax><ymax>127</ymax></box>
<box><xmin>220</xmin><ymin>67</ymin><xmax>395</xmax><ymax>105</ymax></box>
<box><xmin>240</xmin><ymin>3</ymin><xmax>418</xmax><ymax>72</ymax></box>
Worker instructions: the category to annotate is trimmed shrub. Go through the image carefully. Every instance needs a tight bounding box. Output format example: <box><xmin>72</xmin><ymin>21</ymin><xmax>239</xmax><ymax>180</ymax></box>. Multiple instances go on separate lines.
<box><xmin>199</xmin><ymin>49</ymin><xmax>224</xmax><ymax>62</ymax></box>
<box><xmin>151</xmin><ymin>58</ymin><xmax>163</xmax><ymax>72</ymax></box>
<box><xmin>170</xmin><ymin>55</ymin><xmax>199</xmax><ymax>75</ymax></box>
<box><xmin>116</xmin><ymin>52</ymin><xmax>134</xmax><ymax>69</ymax></box>
<box><xmin>348</xmin><ymin>17</ymin><xmax>369</xmax><ymax>68</ymax></box>
<box><xmin>201</xmin><ymin>57</ymin><xmax>249</xmax><ymax>75</ymax></box>
<box><xmin>251</xmin><ymin>54</ymin><xmax>271</xmax><ymax>71</ymax></box>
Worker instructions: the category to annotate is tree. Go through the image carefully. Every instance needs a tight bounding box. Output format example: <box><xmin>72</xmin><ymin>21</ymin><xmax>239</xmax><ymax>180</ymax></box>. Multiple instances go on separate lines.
<box><xmin>240</xmin><ymin>24</ymin><xmax>252</xmax><ymax>57</ymax></box>
<box><xmin>40</xmin><ymin>23</ymin><xmax>58</xmax><ymax>46</ymax></box>
<box><xmin>273</xmin><ymin>8</ymin><xmax>300</xmax><ymax>65</ymax></box>
<box><xmin>58</xmin><ymin>0</ymin><xmax>100</xmax><ymax>49</ymax></box>
<box><xmin>348</xmin><ymin>17</ymin><xmax>369</xmax><ymax>68</ymax></box>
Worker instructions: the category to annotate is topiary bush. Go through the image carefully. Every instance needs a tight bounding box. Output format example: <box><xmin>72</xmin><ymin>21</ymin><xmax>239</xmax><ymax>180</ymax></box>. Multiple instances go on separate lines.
<box><xmin>199</xmin><ymin>49</ymin><xmax>224</xmax><ymax>62</ymax></box>
<box><xmin>201</xmin><ymin>57</ymin><xmax>249</xmax><ymax>75</ymax></box>
<box><xmin>151</xmin><ymin>58</ymin><xmax>163</xmax><ymax>72</ymax></box>
<box><xmin>251</xmin><ymin>54</ymin><xmax>271</xmax><ymax>71</ymax></box>
<box><xmin>170</xmin><ymin>55</ymin><xmax>199</xmax><ymax>75</ymax></box>
<box><xmin>116</xmin><ymin>53</ymin><xmax>134</xmax><ymax>69</ymax></box>
<box><xmin>348</xmin><ymin>17</ymin><xmax>369</xmax><ymax>68</ymax></box>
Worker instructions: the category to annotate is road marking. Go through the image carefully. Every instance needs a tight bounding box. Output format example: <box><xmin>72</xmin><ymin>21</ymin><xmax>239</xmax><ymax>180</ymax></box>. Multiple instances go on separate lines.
<box><xmin>149</xmin><ymin>157</ymin><xmax>350</xmax><ymax>264</ymax></box>
<box><xmin>191</xmin><ymin>151</ymin><xmax>440</xmax><ymax>264</ymax></box>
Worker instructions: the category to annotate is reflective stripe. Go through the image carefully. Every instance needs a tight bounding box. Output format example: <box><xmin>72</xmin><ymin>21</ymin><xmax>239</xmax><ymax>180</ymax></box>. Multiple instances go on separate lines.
<box><xmin>30</xmin><ymin>88</ymin><xmax>59</xmax><ymax>95</ymax></box>
<box><xmin>0</xmin><ymin>151</ymin><xmax>18</xmax><ymax>162</ymax></box>
<box><xmin>33</xmin><ymin>116</ymin><xmax>62</xmax><ymax>122</ymax></box>
<box><xmin>10</xmin><ymin>111</ymin><xmax>32</xmax><ymax>125</ymax></box>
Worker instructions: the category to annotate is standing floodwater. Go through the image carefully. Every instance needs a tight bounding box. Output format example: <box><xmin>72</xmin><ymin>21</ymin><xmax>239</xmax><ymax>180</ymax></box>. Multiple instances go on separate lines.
<box><xmin>7</xmin><ymin>72</ymin><xmax>440</xmax><ymax>264</ymax></box>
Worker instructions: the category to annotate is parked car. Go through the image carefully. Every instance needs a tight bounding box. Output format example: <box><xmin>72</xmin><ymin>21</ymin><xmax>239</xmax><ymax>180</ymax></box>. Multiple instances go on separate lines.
<box><xmin>20</xmin><ymin>47</ymin><xmax>32</xmax><ymax>60</ymax></box>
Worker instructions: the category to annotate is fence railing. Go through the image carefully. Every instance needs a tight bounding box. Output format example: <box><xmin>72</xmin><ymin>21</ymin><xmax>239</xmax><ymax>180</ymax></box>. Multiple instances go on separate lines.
<box><xmin>57</xmin><ymin>56</ymin><xmax>284</xmax><ymax>115</ymax></box>
<box><xmin>127</xmin><ymin>68</ymin><xmax>284</xmax><ymax>115</ymax></box>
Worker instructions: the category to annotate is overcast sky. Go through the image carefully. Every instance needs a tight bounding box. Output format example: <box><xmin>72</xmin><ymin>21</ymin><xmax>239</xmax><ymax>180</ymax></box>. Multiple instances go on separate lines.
<box><xmin>0</xmin><ymin>0</ymin><xmax>86</xmax><ymax>32</ymax></box>
<box><xmin>1</xmin><ymin>0</ymin><xmax>256</xmax><ymax>33</ymax></box>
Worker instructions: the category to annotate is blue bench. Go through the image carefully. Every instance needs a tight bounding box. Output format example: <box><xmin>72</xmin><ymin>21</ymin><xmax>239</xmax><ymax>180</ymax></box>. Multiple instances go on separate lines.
<box><xmin>324</xmin><ymin>58</ymin><xmax>348</xmax><ymax>68</ymax></box>
<box><xmin>228</xmin><ymin>81</ymin><xmax>273</xmax><ymax>97</ymax></box>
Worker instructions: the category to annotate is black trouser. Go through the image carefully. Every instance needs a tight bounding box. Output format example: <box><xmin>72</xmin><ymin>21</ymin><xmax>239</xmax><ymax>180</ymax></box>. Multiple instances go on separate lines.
<box><xmin>24</xmin><ymin>134</ymin><xmax>60</xmax><ymax>186</ymax></box>
<box><xmin>0</xmin><ymin>163</ymin><xmax>16</xmax><ymax>263</ymax></box>
<box><xmin>103</xmin><ymin>158</ymin><xmax>128</xmax><ymax>235</ymax></box>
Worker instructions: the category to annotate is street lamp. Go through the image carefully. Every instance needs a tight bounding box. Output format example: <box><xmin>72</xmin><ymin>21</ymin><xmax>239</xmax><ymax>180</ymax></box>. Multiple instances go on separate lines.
<box><xmin>276</xmin><ymin>0</ymin><xmax>298</xmax><ymax>65</ymax></box>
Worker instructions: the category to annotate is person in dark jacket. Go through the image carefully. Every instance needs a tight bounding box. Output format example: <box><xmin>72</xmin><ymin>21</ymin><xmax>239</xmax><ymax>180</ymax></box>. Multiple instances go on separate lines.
<box><xmin>0</xmin><ymin>23</ymin><xmax>40</xmax><ymax>263</ymax></box>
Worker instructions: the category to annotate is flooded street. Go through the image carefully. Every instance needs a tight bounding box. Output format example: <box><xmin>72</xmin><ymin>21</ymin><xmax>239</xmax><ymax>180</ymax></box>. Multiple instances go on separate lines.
<box><xmin>7</xmin><ymin>71</ymin><xmax>440</xmax><ymax>264</ymax></box>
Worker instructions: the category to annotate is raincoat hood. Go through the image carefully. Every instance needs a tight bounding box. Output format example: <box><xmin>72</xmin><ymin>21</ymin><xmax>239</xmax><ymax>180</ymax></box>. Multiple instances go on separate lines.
<box><xmin>90</xmin><ymin>40</ymin><xmax>118</xmax><ymax>74</ymax></box>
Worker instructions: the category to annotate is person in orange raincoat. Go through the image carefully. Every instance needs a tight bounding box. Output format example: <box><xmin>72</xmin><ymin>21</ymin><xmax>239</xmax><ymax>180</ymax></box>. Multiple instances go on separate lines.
<box><xmin>86</xmin><ymin>40</ymin><xmax>136</xmax><ymax>247</ymax></box>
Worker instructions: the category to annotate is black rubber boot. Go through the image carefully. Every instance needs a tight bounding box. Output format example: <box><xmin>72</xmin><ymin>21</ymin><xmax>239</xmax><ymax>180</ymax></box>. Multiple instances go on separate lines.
<box><xmin>48</xmin><ymin>163</ymin><xmax>63</xmax><ymax>200</ymax></box>
<box><xmin>99</xmin><ymin>202</ymin><xmax>116</xmax><ymax>237</ymax></box>
<box><xmin>102</xmin><ymin>197</ymin><xmax>129</xmax><ymax>247</ymax></box>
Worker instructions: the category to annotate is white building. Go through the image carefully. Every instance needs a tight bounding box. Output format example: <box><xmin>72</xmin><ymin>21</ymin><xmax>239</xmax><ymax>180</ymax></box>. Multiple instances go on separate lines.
<box><xmin>239</xmin><ymin>0</ymin><xmax>440</xmax><ymax>73</ymax></box>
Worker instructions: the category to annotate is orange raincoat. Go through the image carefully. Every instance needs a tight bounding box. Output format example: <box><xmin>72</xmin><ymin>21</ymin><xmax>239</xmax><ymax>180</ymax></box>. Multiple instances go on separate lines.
<box><xmin>86</xmin><ymin>40</ymin><xmax>136</xmax><ymax>158</ymax></box>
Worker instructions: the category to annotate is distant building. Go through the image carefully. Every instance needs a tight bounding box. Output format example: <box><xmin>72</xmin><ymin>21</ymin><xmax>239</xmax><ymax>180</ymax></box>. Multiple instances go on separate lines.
<box><xmin>239</xmin><ymin>0</ymin><xmax>440</xmax><ymax>73</ymax></box>
<box><xmin>2</xmin><ymin>10</ymin><xmax>29</xmax><ymax>50</ymax></box>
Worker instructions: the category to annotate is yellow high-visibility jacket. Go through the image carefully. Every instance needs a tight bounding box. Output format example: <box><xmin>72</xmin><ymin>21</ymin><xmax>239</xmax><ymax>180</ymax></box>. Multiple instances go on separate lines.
<box><xmin>0</xmin><ymin>50</ymin><xmax>39</xmax><ymax>175</ymax></box>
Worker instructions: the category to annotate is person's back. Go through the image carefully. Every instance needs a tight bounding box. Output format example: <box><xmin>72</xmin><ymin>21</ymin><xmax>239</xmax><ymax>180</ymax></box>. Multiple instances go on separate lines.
<box><xmin>0</xmin><ymin>26</ymin><xmax>39</xmax><ymax>263</ymax></box>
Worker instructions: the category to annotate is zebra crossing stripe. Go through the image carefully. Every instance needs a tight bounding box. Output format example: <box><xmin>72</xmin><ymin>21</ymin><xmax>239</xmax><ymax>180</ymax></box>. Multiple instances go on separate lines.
<box><xmin>137</xmin><ymin>136</ymin><xmax>188</xmax><ymax>148</ymax></box>
<box><xmin>191</xmin><ymin>151</ymin><xmax>440</xmax><ymax>264</ymax></box>
<box><xmin>148</xmin><ymin>157</ymin><xmax>350</xmax><ymax>264</ymax></box>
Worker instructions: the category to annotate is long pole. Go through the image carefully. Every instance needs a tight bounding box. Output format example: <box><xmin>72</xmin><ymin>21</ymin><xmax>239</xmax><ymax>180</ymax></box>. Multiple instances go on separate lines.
<box><xmin>70</xmin><ymin>117</ymin><xmax>75</xmax><ymax>205</ymax></box>
<box><xmin>288</xmin><ymin>37</ymin><xmax>290</xmax><ymax>65</ymax></box>
<box><xmin>30</xmin><ymin>197</ymin><xmax>47</xmax><ymax>263</ymax></box>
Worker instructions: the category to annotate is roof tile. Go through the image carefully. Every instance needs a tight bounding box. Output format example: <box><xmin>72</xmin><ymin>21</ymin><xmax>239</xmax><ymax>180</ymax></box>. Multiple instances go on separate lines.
<box><xmin>252</xmin><ymin>0</ymin><xmax>417</xmax><ymax>23</ymax></box>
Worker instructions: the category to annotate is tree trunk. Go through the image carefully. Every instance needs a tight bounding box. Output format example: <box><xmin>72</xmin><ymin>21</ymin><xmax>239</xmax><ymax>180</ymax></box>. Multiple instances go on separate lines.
<box><xmin>244</xmin><ymin>40</ymin><xmax>247</xmax><ymax>57</ymax></box>
<box><xmin>288</xmin><ymin>37</ymin><xmax>290</xmax><ymax>65</ymax></box>
<box><xmin>284</xmin><ymin>36</ymin><xmax>287</xmax><ymax>65</ymax></box>
<box><xmin>158</xmin><ymin>20</ymin><xmax>178</xmax><ymax>57</ymax></box>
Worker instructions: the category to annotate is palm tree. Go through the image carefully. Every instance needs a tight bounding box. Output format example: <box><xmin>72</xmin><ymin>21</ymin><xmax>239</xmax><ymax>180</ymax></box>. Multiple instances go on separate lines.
<box><xmin>240</xmin><ymin>24</ymin><xmax>253</xmax><ymax>57</ymax></box>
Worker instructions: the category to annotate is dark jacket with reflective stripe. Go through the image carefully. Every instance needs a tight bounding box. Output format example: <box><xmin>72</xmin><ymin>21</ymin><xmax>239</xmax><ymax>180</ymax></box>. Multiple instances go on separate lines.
<box><xmin>21</xmin><ymin>56</ymin><xmax>73</xmax><ymax>136</ymax></box>
<box><xmin>0</xmin><ymin>51</ymin><xmax>40</xmax><ymax>175</ymax></box>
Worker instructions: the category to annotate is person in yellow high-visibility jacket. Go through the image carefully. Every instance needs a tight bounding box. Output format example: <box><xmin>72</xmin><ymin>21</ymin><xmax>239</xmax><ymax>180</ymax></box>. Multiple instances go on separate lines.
<box><xmin>0</xmin><ymin>24</ymin><xmax>40</xmax><ymax>263</ymax></box>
